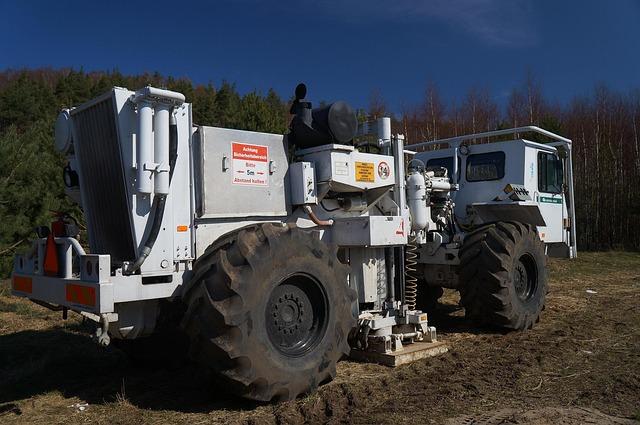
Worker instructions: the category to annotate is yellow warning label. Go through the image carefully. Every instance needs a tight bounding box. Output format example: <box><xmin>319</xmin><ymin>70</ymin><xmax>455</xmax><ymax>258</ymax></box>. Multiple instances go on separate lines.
<box><xmin>355</xmin><ymin>162</ymin><xmax>375</xmax><ymax>182</ymax></box>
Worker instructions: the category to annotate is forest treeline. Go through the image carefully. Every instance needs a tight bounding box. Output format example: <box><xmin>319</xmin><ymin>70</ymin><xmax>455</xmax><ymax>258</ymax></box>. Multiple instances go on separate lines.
<box><xmin>395</xmin><ymin>77</ymin><xmax>640</xmax><ymax>253</ymax></box>
<box><xmin>0</xmin><ymin>68</ymin><xmax>638</xmax><ymax>275</ymax></box>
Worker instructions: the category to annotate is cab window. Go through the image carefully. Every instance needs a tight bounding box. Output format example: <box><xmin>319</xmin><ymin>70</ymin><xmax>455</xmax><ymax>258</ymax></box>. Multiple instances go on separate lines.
<box><xmin>466</xmin><ymin>151</ymin><xmax>505</xmax><ymax>182</ymax></box>
<box><xmin>426</xmin><ymin>156</ymin><xmax>461</xmax><ymax>181</ymax></box>
<box><xmin>538</xmin><ymin>152</ymin><xmax>563</xmax><ymax>193</ymax></box>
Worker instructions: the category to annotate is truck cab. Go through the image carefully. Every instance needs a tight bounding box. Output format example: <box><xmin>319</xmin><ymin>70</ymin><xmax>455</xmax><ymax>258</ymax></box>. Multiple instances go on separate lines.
<box><xmin>410</xmin><ymin>127</ymin><xmax>577</xmax><ymax>258</ymax></box>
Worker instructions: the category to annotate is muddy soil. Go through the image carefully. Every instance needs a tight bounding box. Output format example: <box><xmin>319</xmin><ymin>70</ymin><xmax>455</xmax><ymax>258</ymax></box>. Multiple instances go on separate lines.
<box><xmin>1</xmin><ymin>252</ymin><xmax>638</xmax><ymax>424</ymax></box>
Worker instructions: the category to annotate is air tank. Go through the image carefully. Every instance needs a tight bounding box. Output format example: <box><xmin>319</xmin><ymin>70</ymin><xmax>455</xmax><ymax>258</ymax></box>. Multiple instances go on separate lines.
<box><xmin>406</xmin><ymin>170</ymin><xmax>429</xmax><ymax>231</ymax></box>
<box><xmin>311</xmin><ymin>101</ymin><xmax>358</xmax><ymax>144</ymax></box>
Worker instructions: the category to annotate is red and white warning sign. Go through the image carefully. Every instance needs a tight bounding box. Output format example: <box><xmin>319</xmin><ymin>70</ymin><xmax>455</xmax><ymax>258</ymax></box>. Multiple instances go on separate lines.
<box><xmin>232</xmin><ymin>142</ymin><xmax>269</xmax><ymax>186</ymax></box>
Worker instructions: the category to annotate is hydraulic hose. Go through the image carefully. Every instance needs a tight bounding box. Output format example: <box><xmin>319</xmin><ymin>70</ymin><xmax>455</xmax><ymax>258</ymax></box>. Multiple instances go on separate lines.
<box><xmin>303</xmin><ymin>205</ymin><xmax>334</xmax><ymax>226</ymax></box>
<box><xmin>124</xmin><ymin>111</ymin><xmax>178</xmax><ymax>275</ymax></box>
<box><xmin>123</xmin><ymin>195</ymin><xmax>166</xmax><ymax>275</ymax></box>
<box><xmin>168</xmin><ymin>113</ymin><xmax>178</xmax><ymax>177</ymax></box>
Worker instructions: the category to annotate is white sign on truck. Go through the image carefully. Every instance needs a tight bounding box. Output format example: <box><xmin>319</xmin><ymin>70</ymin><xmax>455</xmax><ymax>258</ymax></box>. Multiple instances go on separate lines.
<box><xmin>232</xmin><ymin>142</ymin><xmax>269</xmax><ymax>186</ymax></box>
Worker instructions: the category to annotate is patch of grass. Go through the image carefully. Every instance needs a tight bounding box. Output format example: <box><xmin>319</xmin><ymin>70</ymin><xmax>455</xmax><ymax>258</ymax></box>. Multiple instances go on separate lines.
<box><xmin>14</xmin><ymin>303</ymin><xmax>48</xmax><ymax>318</ymax></box>
<box><xmin>0</xmin><ymin>299</ymin><xmax>18</xmax><ymax>312</ymax></box>
<box><xmin>0</xmin><ymin>298</ymin><xmax>49</xmax><ymax>318</ymax></box>
<box><xmin>549</xmin><ymin>251</ymin><xmax>640</xmax><ymax>282</ymax></box>
<box><xmin>0</xmin><ymin>280</ymin><xmax>10</xmax><ymax>297</ymax></box>
<box><xmin>115</xmin><ymin>378</ymin><xmax>128</xmax><ymax>406</ymax></box>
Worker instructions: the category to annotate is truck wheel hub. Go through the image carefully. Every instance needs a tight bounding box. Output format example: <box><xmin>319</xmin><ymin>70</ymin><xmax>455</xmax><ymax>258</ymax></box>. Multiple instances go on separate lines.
<box><xmin>272</xmin><ymin>294</ymin><xmax>304</xmax><ymax>328</ymax></box>
<box><xmin>265</xmin><ymin>274</ymin><xmax>328</xmax><ymax>357</ymax></box>
<box><xmin>514</xmin><ymin>254</ymin><xmax>537</xmax><ymax>302</ymax></box>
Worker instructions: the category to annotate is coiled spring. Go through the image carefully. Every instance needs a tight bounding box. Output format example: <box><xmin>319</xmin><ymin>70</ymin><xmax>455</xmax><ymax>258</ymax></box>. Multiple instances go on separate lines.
<box><xmin>404</xmin><ymin>242</ymin><xmax>418</xmax><ymax>310</ymax></box>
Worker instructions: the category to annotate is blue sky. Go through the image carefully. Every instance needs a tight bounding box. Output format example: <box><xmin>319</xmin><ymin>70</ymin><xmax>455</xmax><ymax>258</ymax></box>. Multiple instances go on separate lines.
<box><xmin>1</xmin><ymin>0</ymin><xmax>639</xmax><ymax>113</ymax></box>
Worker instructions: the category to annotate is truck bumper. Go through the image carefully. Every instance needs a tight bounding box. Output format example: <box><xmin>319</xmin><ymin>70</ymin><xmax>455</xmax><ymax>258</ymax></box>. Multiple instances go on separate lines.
<box><xmin>12</xmin><ymin>248</ymin><xmax>115</xmax><ymax>314</ymax></box>
<box><xmin>11</xmin><ymin>273</ymin><xmax>113</xmax><ymax>314</ymax></box>
<box><xmin>10</xmin><ymin>270</ymin><xmax>182</xmax><ymax>316</ymax></box>
<box><xmin>12</xmin><ymin>237</ymin><xmax>184</xmax><ymax>315</ymax></box>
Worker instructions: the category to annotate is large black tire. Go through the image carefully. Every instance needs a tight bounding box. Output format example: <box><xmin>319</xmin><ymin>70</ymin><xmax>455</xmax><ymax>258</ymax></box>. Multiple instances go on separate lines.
<box><xmin>459</xmin><ymin>222</ymin><xmax>547</xmax><ymax>330</ymax></box>
<box><xmin>180</xmin><ymin>223</ymin><xmax>357</xmax><ymax>401</ymax></box>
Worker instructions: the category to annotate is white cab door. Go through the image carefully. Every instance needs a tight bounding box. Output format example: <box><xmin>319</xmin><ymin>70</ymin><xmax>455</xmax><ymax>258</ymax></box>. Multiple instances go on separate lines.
<box><xmin>535</xmin><ymin>150</ymin><xmax>564</xmax><ymax>243</ymax></box>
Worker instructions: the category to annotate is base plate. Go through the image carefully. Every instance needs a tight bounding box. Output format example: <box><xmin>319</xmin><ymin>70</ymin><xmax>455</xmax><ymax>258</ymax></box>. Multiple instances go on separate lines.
<box><xmin>350</xmin><ymin>341</ymin><xmax>449</xmax><ymax>367</ymax></box>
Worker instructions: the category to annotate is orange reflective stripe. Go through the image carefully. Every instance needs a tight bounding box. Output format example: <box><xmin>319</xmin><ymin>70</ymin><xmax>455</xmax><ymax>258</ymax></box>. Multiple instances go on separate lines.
<box><xmin>12</xmin><ymin>276</ymin><xmax>32</xmax><ymax>293</ymax></box>
<box><xmin>65</xmin><ymin>284</ymin><xmax>96</xmax><ymax>306</ymax></box>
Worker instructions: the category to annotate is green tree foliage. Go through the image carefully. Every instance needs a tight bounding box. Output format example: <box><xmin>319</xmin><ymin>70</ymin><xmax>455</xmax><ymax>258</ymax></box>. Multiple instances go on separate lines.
<box><xmin>0</xmin><ymin>122</ymin><xmax>78</xmax><ymax>274</ymax></box>
<box><xmin>212</xmin><ymin>81</ymin><xmax>242</xmax><ymax>127</ymax></box>
<box><xmin>0</xmin><ymin>68</ymin><xmax>289</xmax><ymax>276</ymax></box>
<box><xmin>0</xmin><ymin>74</ymin><xmax>56</xmax><ymax>129</ymax></box>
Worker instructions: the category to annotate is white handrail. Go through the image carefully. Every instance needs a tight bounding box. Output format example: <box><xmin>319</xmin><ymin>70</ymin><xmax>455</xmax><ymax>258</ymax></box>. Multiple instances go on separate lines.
<box><xmin>406</xmin><ymin>126</ymin><xmax>572</xmax><ymax>151</ymax></box>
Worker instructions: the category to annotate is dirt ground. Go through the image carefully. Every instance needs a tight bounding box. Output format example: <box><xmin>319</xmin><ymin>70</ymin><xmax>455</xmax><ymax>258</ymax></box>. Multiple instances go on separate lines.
<box><xmin>1</xmin><ymin>252</ymin><xmax>638</xmax><ymax>424</ymax></box>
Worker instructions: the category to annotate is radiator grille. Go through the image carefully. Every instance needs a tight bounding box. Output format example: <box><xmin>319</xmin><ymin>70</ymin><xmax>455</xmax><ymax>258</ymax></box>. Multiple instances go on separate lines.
<box><xmin>72</xmin><ymin>95</ymin><xmax>136</xmax><ymax>261</ymax></box>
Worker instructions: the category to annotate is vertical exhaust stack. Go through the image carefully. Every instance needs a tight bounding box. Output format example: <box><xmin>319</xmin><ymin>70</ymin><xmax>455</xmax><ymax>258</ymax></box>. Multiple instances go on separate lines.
<box><xmin>132</xmin><ymin>86</ymin><xmax>186</xmax><ymax>196</ymax></box>
<box><xmin>378</xmin><ymin>117</ymin><xmax>391</xmax><ymax>144</ymax></box>
<box><xmin>137</xmin><ymin>100</ymin><xmax>154</xmax><ymax>194</ymax></box>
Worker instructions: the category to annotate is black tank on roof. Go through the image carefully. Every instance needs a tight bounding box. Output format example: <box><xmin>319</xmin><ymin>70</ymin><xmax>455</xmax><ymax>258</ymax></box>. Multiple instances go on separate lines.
<box><xmin>288</xmin><ymin>83</ymin><xmax>358</xmax><ymax>149</ymax></box>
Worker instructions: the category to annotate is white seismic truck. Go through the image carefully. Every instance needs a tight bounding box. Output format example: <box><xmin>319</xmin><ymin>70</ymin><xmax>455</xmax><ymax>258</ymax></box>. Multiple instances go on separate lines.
<box><xmin>11</xmin><ymin>84</ymin><xmax>576</xmax><ymax>401</ymax></box>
